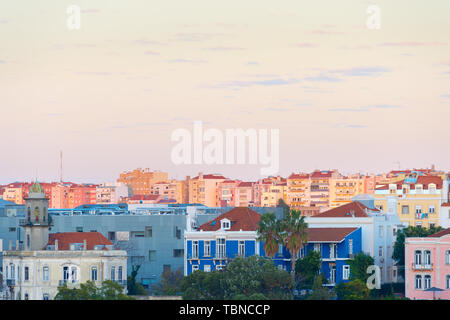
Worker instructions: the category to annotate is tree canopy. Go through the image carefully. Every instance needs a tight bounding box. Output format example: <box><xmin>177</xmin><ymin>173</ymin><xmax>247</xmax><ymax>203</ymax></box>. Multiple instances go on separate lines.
<box><xmin>295</xmin><ymin>251</ymin><xmax>322</xmax><ymax>289</ymax></box>
<box><xmin>55</xmin><ymin>280</ymin><xmax>134</xmax><ymax>300</ymax></box>
<box><xmin>181</xmin><ymin>256</ymin><xmax>293</xmax><ymax>300</ymax></box>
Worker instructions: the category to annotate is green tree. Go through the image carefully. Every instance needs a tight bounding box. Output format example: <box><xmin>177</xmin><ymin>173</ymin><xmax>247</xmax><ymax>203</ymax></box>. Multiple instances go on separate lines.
<box><xmin>307</xmin><ymin>275</ymin><xmax>334</xmax><ymax>300</ymax></box>
<box><xmin>127</xmin><ymin>265</ymin><xmax>148</xmax><ymax>296</ymax></box>
<box><xmin>152</xmin><ymin>269</ymin><xmax>183</xmax><ymax>296</ymax></box>
<box><xmin>392</xmin><ymin>225</ymin><xmax>443</xmax><ymax>278</ymax></box>
<box><xmin>277</xmin><ymin>198</ymin><xmax>290</xmax><ymax>218</ymax></box>
<box><xmin>281</xmin><ymin>210</ymin><xmax>308</xmax><ymax>282</ymax></box>
<box><xmin>55</xmin><ymin>280</ymin><xmax>134</xmax><ymax>300</ymax></box>
<box><xmin>347</xmin><ymin>252</ymin><xmax>375</xmax><ymax>283</ymax></box>
<box><xmin>181</xmin><ymin>256</ymin><xmax>293</xmax><ymax>300</ymax></box>
<box><xmin>335</xmin><ymin>279</ymin><xmax>370</xmax><ymax>300</ymax></box>
<box><xmin>295</xmin><ymin>251</ymin><xmax>322</xmax><ymax>289</ymax></box>
<box><xmin>257</xmin><ymin>213</ymin><xmax>282</xmax><ymax>258</ymax></box>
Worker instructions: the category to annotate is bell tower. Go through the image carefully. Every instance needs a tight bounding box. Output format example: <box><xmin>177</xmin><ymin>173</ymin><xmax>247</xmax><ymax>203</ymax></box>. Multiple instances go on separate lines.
<box><xmin>21</xmin><ymin>182</ymin><xmax>51</xmax><ymax>250</ymax></box>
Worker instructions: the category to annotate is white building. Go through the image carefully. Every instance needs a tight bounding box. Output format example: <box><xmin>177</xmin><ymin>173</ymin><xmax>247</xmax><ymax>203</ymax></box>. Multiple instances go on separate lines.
<box><xmin>1</xmin><ymin>182</ymin><xmax>127</xmax><ymax>300</ymax></box>
<box><xmin>305</xmin><ymin>195</ymin><xmax>405</xmax><ymax>284</ymax></box>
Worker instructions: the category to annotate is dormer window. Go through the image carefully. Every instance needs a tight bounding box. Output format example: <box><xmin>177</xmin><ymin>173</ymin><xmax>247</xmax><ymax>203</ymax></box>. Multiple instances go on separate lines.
<box><xmin>221</xmin><ymin>219</ymin><xmax>231</xmax><ymax>230</ymax></box>
<box><xmin>429</xmin><ymin>184</ymin><xmax>436</xmax><ymax>193</ymax></box>
<box><xmin>389</xmin><ymin>184</ymin><xmax>397</xmax><ymax>194</ymax></box>
<box><xmin>416</xmin><ymin>184</ymin><xmax>423</xmax><ymax>193</ymax></box>
<box><xmin>402</xmin><ymin>185</ymin><xmax>409</xmax><ymax>194</ymax></box>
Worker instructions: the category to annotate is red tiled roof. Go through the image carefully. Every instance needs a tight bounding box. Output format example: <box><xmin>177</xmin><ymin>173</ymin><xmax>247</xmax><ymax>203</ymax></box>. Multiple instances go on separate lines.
<box><xmin>376</xmin><ymin>176</ymin><xmax>442</xmax><ymax>190</ymax></box>
<box><xmin>307</xmin><ymin>227</ymin><xmax>359</xmax><ymax>242</ymax></box>
<box><xmin>314</xmin><ymin>201</ymin><xmax>378</xmax><ymax>218</ymax></box>
<box><xmin>198</xmin><ymin>207</ymin><xmax>261</xmax><ymax>232</ymax></box>
<box><xmin>46</xmin><ymin>232</ymin><xmax>113</xmax><ymax>250</ymax></box>
<box><xmin>288</xmin><ymin>173</ymin><xmax>310</xmax><ymax>179</ymax></box>
<box><xmin>130</xmin><ymin>195</ymin><xmax>160</xmax><ymax>201</ymax></box>
<box><xmin>238</xmin><ymin>182</ymin><xmax>254</xmax><ymax>187</ymax></box>
<box><xmin>192</xmin><ymin>174</ymin><xmax>227</xmax><ymax>180</ymax></box>
<box><xmin>428</xmin><ymin>228</ymin><xmax>450</xmax><ymax>238</ymax></box>
<box><xmin>442</xmin><ymin>203</ymin><xmax>450</xmax><ymax>207</ymax></box>
<box><xmin>311</xmin><ymin>170</ymin><xmax>334</xmax><ymax>178</ymax></box>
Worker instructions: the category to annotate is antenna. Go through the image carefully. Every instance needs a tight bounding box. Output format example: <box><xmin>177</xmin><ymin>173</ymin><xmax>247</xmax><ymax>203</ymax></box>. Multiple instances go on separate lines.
<box><xmin>59</xmin><ymin>150</ymin><xmax>62</xmax><ymax>183</ymax></box>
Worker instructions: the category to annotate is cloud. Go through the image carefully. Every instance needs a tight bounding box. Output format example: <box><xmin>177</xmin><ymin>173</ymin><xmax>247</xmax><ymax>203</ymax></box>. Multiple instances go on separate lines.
<box><xmin>265</xmin><ymin>107</ymin><xmax>291</xmax><ymax>112</ymax></box>
<box><xmin>203</xmin><ymin>47</ymin><xmax>244</xmax><ymax>51</ymax></box>
<box><xmin>331</xmin><ymin>66</ymin><xmax>390</xmax><ymax>77</ymax></box>
<box><xmin>311</xmin><ymin>30</ymin><xmax>345</xmax><ymax>35</ymax></box>
<box><xmin>0</xmin><ymin>19</ymin><xmax>7</xmax><ymax>24</ymax></box>
<box><xmin>0</xmin><ymin>60</ymin><xmax>4</xmax><ymax>64</ymax></box>
<box><xmin>344</xmin><ymin>124</ymin><xmax>367</xmax><ymax>128</ymax></box>
<box><xmin>305</xmin><ymin>74</ymin><xmax>342</xmax><ymax>82</ymax></box>
<box><xmin>144</xmin><ymin>51</ymin><xmax>160</xmax><ymax>55</ymax></box>
<box><xmin>167</xmin><ymin>59</ymin><xmax>207</xmax><ymax>64</ymax></box>
<box><xmin>442</xmin><ymin>94</ymin><xmax>450</xmax><ymax>98</ymax></box>
<box><xmin>75</xmin><ymin>71</ymin><xmax>112</xmax><ymax>76</ymax></box>
<box><xmin>373</xmin><ymin>104</ymin><xmax>402</xmax><ymax>109</ymax></box>
<box><xmin>221</xmin><ymin>78</ymin><xmax>300</xmax><ymax>88</ymax></box>
<box><xmin>329</xmin><ymin>107</ymin><xmax>369</xmax><ymax>112</ymax></box>
<box><xmin>134</xmin><ymin>39</ymin><xmax>166</xmax><ymax>46</ymax></box>
<box><xmin>296</xmin><ymin>43</ymin><xmax>318</xmax><ymax>48</ymax></box>
<box><xmin>247</xmin><ymin>61</ymin><xmax>259</xmax><ymax>66</ymax></box>
<box><xmin>172</xmin><ymin>33</ymin><xmax>226</xmax><ymax>42</ymax></box>
<box><xmin>81</xmin><ymin>9</ymin><xmax>101</xmax><ymax>14</ymax></box>
<box><xmin>380</xmin><ymin>42</ymin><xmax>447</xmax><ymax>47</ymax></box>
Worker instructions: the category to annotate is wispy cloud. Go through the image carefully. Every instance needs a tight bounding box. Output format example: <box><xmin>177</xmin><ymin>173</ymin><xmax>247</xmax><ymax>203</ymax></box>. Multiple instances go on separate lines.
<box><xmin>203</xmin><ymin>47</ymin><xmax>244</xmax><ymax>51</ymax></box>
<box><xmin>134</xmin><ymin>39</ymin><xmax>166</xmax><ymax>46</ymax></box>
<box><xmin>167</xmin><ymin>59</ymin><xmax>207</xmax><ymax>64</ymax></box>
<box><xmin>265</xmin><ymin>107</ymin><xmax>291</xmax><ymax>112</ymax></box>
<box><xmin>305</xmin><ymin>74</ymin><xmax>342</xmax><ymax>82</ymax></box>
<box><xmin>373</xmin><ymin>104</ymin><xmax>402</xmax><ymax>109</ymax></box>
<box><xmin>144</xmin><ymin>51</ymin><xmax>160</xmax><ymax>55</ymax></box>
<box><xmin>329</xmin><ymin>107</ymin><xmax>369</xmax><ymax>112</ymax></box>
<box><xmin>81</xmin><ymin>9</ymin><xmax>101</xmax><ymax>14</ymax></box>
<box><xmin>296</xmin><ymin>43</ymin><xmax>318</xmax><ymax>48</ymax></box>
<box><xmin>172</xmin><ymin>33</ymin><xmax>226</xmax><ymax>42</ymax></box>
<box><xmin>220</xmin><ymin>78</ymin><xmax>300</xmax><ymax>88</ymax></box>
<box><xmin>380</xmin><ymin>42</ymin><xmax>447</xmax><ymax>47</ymax></box>
<box><xmin>247</xmin><ymin>61</ymin><xmax>259</xmax><ymax>66</ymax></box>
<box><xmin>442</xmin><ymin>94</ymin><xmax>450</xmax><ymax>99</ymax></box>
<box><xmin>331</xmin><ymin>66</ymin><xmax>390</xmax><ymax>77</ymax></box>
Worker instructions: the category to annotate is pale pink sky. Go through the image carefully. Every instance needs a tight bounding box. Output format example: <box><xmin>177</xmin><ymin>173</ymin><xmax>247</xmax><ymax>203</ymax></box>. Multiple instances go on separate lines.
<box><xmin>0</xmin><ymin>1</ymin><xmax>449</xmax><ymax>184</ymax></box>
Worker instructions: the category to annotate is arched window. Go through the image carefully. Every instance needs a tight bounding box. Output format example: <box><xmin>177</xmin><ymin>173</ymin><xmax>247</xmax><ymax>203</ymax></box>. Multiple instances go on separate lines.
<box><xmin>10</xmin><ymin>264</ymin><xmax>15</xmax><ymax>279</ymax></box>
<box><xmin>415</xmin><ymin>275</ymin><xmax>422</xmax><ymax>289</ymax></box>
<box><xmin>43</xmin><ymin>266</ymin><xmax>49</xmax><ymax>281</ymax></box>
<box><xmin>414</xmin><ymin>250</ymin><xmax>422</xmax><ymax>266</ymax></box>
<box><xmin>424</xmin><ymin>275</ymin><xmax>432</xmax><ymax>289</ymax></box>
<box><xmin>91</xmin><ymin>266</ymin><xmax>98</xmax><ymax>281</ymax></box>
<box><xmin>24</xmin><ymin>293</ymin><xmax>29</xmax><ymax>300</ymax></box>
<box><xmin>424</xmin><ymin>250</ymin><xmax>431</xmax><ymax>267</ymax></box>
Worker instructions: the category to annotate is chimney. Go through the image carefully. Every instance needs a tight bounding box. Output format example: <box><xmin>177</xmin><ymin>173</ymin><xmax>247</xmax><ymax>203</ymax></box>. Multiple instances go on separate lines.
<box><xmin>55</xmin><ymin>239</ymin><xmax>58</xmax><ymax>251</ymax></box>
<box><xmin>83</xmin><ymin>239</ymin><xmax>87</xmax><ymax>250</ymax></box>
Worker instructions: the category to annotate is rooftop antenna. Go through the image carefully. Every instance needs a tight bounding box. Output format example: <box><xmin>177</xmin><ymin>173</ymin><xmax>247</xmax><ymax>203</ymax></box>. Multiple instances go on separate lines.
<box><xmin>60</xmin><ymin>150</ymin><xmax>63</xmax><ymax>183</ymax></box>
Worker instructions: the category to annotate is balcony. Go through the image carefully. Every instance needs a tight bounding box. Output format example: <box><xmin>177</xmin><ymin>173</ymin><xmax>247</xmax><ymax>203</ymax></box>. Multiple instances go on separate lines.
<box><xmin>412</xmin><ymin>263</ymin><xmax>433</xmax><ymax>271</ymax></box>
<box><xmin>58</xmin><ymin>280</ymin><xmax>80</xmax><ymax>287</ymax></box>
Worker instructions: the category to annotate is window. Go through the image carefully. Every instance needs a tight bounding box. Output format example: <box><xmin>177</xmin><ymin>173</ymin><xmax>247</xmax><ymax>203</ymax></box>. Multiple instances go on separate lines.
<box><xmin>204</xmin><ymin>265</ymin><xmax>211</xmax><ymax>272</ymax></box>
<box><xmin>76</xmin><ymin>226</ymin><xmax>83</xmax><ymax>232</ymax></box>
<box><xmin>24</xmin><ymin>293</ymin><xmax>29</xmax><ymax>300</ymax></box>
<box><xmin>204</xmin><ymin>241</ymin><xmax>211</xmax><ymax>257</ymax></box>
<box><xmin>149</xmin><ymin>250</ymin><xmax>156</xmax><ymax>261</ymax></box>
<box><xmin>415</xmin><ymin>275</ymin><xmax>422</xmax><ymax>289</ymax></box>
<box><xmin>330</xmin><ymin>244</ymin><xmax>337</xmax><ymax>259</ymax></box>
<box><xmin>91</xmin><ymin>267</ymin><xmax>98</xmax><ymax>281</ymax></box>
<box><xmin>71</xmin><ymin>266</ymin><xmax>78</xmax><ymax>283</ymax></box>
<box><xmin>221</xmin><ymin>220</ymin><xmax>231</xmax><ymax>230</ymax></box>
<box><xmin>145</xmin><ymin>226</ymin><xmax>152</xmax><ymax>237</ymax></box>
<box><xmin>414</xmin><ymin>250</ymin><xmax>422</xmax><ymax>266</ymax></box>
<box><xmin>401</xmin><ymin>205</ymin><xmax>409</xmax><ymax>214</ymax></box>
<box><xmin>192</xmin><ymin>265</ymin><xmax>199</xmax><ymax>272</ymax></box>
<box><xmin>174</xmin><ymin>227</ymin><xmax>181</xmax><ymax>239</ymax></box>
<box><xmin>429</xmin><ymin>184</ymin><xmax>436</xmax><ymax>193</ymax></box>
<box><xmin>424</xmin><ymin>275</ymin><xmax>431</xmax><ymax>289</ymax></box>
<box><xmin>343</xmin><ymin>265</ymin><xmax>350</xmax><ymax>280</ymax></box>
<box><xmin>9</xmin><ymin>227</ymin><xmax>16</xmax><ymax>232</ymax></box>
<box><xmin>424</xmin><ymin>250</ymin><xmax>431</xmax><ymax>267</ymax></box>
<box><xmin>379</xmin><ymin>246</ymin><xmax>384</xmax><ymax>257</ymax></box>
<box><xmin>415</xmin><ymin>206</ymin><xmax>422</xmax><ymax>214</ymax></box>
<box><xmin>429</xmin><ymin>206</ymin><xmax>435</xmax><ymax>214</ymax></box>
<box><xmin>238</xmin><ymin>241</ymin><xmax>245</xmax><ymax>257</ymax></box>
<box><xmin>216</xmin><ymin>265</ymin><xmax>225</xmax><ymax>271</ymax></box>
<box><xmin>446</xmin><ymin>251</ymin><xmax>450</xmax><ymax>265</ymax></box>
<box><xmin>348</xmin><ymin>239</ymin><xmax>353</xmax><ymax>255</ymax></box>
<box><xmin>43</xmin><ymin>266</ymin><xmax>49</xmax><ymax>281</ymax></box>
<box><xmin>447</xmin><ymin>275</ymin><xmax>450</xmax><ymax>290</ymax></box>
<box><xmin>429</xmin><ymin>223</ymin><xmax>436</xmax><ymax>229</ymax></box>
<box><xmin>278</xmin><ymin>244</ymin><xmax>283</xmax><ymax>256</ymax></box>
<box><xmin>173</xmin><ymin>249</ymin><xmax>184</xmax><ymax>257</ymax></box>
<box><xmin>131</xmin><ymin>231</ymin><xmax>145</xmax><ymax>238</ymax></box>
<box><xmin>314</xmin><ymin>244</ymin><xmax>321</xmax><ymax>253</ymax></box>
<box><xmin>24</xmin><ymin>266</ymin><xmax>29</xmax><ymax>281</ymax></box>
<box><xmin>192</xmin><ymin>241</ymin><xmax>199</xmax><ymax>258</ymax></box>
<box><xmin>110</xmin><ymin>266</ymin><xmax>116</xmax><ymax>281</ymax></box>
<box><xmin>118</xmin><ymin>266</ymin><xmax>123</xmax><ymax>281</ymax></box>
<box><xmin>63</xmin><ymin>266</ymin><xmax>69</xmax><ymax>281</ymax></box>
<box><xmin>108</xmin><ymin>232</ymin><xmax>116</xmax><ymax>241</ymax></box>
<box><xmin>216</xmin><ymin>238</ymin><xmax>226</xmax><ymax>259</ymax></box>
<box><xmin>416</xmin><ymin>185</ymin><xmax>423</xmax><ymax>193</ymax></box>
<box><xmin>43</xmin><ymin>294</ymin><xmax>49</xmax><ymax>301</ymax></box>
<box><xmin>379</xmin><ymin>226</ymin><xmax>384</xmax><ymax>237</ymax></box>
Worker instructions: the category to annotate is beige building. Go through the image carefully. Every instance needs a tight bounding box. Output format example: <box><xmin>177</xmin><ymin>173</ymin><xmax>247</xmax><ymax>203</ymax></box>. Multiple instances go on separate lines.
<box><xmin>117</xmin><ymin>168</ymin><xmax>168</xmax><ymax>196</ymax></box>
<box><xmin>188</xmin><ymin>173</ymin><xmax>226</xmax><ymax>207</ymax></box>
<box><xmin>1</xmin><ymin>182</ymin><xmax>127</xmax><ymax>300</ymax></box>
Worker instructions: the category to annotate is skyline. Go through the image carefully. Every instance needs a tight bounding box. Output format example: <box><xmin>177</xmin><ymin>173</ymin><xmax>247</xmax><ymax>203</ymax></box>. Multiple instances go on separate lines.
<box><xmin>1</xmin><ymin>0</ymin><xmax>450</xmax><ymax>183</ymax></box>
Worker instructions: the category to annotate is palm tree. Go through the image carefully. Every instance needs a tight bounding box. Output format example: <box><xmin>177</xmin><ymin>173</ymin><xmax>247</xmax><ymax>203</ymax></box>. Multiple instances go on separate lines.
<box><xmin>281</xmin><ymin>210</ymin><xmax>308</xmax><ymax>282</ymax></box>
<box><xmin>257</xmin><ymin>213</ymin><xmax>281</xmax><ymax>258</ymax></box>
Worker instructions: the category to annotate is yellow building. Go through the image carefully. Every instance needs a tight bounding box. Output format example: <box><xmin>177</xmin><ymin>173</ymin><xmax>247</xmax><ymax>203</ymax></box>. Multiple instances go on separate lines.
<box><xmin>329</xmin><ymin>175</ymin><xmax>365</xmax><ymax>208</ymax></box>
<box><xmin>260</xmin><ymin>183</ymin><xmax>287</xmax><ymax>207</ymax></box>
<box><xmin>188</xmin><ymin>173</ymin><xmax>226</xmax><ymax>207</ymax></box>
<box><xmin>374</xmin><ymin>176</ymin><xmax>444</xmax><ymax>228</ymax></box>
<box><xmin>117</xmin><ymin>168</ymin><xmax>168</xmax><ymax>196</ymax></box>
<box><xmin>286</xmin><ymin>173</ymin><xmax>311</xmax><ymax>208</ymax></box>
<box><xmin>150</xmin><ymin>179</ymin><xmax>188</xmax><ymax>204</ymax></box>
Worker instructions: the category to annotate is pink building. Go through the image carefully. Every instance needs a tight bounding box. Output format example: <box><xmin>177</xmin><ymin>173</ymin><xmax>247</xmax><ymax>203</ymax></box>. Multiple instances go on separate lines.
<box><xmin>405</xmin><ymin>229</ymin><xmax>450</xmax><ymax>300</ymax></box>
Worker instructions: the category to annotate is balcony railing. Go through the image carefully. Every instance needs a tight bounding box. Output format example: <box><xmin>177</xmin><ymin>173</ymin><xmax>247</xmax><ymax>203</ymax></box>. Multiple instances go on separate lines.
<box><xmin>6</xmin><ymin>279</ymin><xmax>15</xmax><ymax>286</ymax></box>
<box><xmin>412</xmin><ymin>263</ymin><xmax>433</xmax><ymax>271</ymax></box>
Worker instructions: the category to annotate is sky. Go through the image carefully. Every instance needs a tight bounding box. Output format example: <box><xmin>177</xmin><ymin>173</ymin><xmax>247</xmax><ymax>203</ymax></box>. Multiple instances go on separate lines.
<box><xmin>0</xmin><ymin>0</ymin><xmax>449</xmax><ymax>184</ymax></box>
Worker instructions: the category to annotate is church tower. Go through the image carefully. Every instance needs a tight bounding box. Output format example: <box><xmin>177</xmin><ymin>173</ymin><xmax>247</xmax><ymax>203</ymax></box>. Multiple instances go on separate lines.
<box><xmin>20</xmin><ymin>182</ymin><xmax>51</xmax><ymax>250</ymax></box>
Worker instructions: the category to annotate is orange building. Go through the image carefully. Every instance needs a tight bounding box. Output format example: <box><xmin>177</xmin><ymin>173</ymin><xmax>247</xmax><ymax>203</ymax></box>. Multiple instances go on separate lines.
<box><xmin>188</xmin><ymin>173</ymin><xmax>227</xmax><ymax>207</ymax></box>
<box><xmin>117</xmin><ymin>168</ymin><xmax>168</xmax><ymax>196</ymax></box>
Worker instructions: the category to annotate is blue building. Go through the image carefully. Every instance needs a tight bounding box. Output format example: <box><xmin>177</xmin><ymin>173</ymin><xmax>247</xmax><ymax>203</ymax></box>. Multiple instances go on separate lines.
<box><xmin>185</xmin><ymin>207</ymin><xmax>362</xmax><ymax>287</ymax></box>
